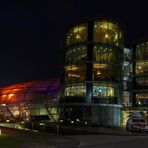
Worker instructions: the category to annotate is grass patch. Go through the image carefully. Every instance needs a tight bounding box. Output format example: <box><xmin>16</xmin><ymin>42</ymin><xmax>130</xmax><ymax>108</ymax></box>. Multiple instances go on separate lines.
<box><xmin>0</xmin><ymin>134</ymin><xmax>23</xmax><ymax>148</ymax></box>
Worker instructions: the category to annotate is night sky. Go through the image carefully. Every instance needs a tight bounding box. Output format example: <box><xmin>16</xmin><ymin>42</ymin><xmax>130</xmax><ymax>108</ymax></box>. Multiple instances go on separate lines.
<box><xmin>0</xmin><ymin>0</ymin><xmax>148</xmax><ymax>87</ymax></box>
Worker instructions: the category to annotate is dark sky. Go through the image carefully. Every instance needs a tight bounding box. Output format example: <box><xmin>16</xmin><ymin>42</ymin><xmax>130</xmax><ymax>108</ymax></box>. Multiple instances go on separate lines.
<box><xmin>0</xmin><ymin>0</ymin><xmax>148</xmax><ymax>87</ymax></box>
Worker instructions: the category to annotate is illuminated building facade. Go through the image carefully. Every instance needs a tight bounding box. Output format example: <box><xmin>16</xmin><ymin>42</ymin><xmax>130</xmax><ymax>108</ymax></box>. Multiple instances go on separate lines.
<box><xmin>0</xmin><ymin>80</ymin><xmax>60</xmax><ymax>122</ymax></box>
<box><xmin>61</xmin><ymin>18</ymin><xmax>124</xmax><ymax>126</ymax></box>
<box><xmin>1</xmin><ymin>18</ymin><xmax>147</xmax><ymax>127</ymax></box>
<box><xmin>132</xmin><ymin>40</ymin><xmax>148</xmax><ymax>107</ymax></box>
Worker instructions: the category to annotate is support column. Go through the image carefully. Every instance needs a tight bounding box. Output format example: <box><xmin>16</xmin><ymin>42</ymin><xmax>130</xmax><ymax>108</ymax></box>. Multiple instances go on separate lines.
<box><xmin>86</xmin><ymin>21</ymin><xmax>93</xmax><ymax>104</ymax></box>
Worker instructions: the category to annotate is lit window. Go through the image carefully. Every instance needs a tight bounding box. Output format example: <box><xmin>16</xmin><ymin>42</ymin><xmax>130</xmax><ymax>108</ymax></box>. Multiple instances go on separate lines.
<box><xmin>105</xmin><ymin>33</ymin><xmax>109</xmax><ymax>38</ymax></box>
<box><xmin>93</xmin><ymin>84</ymin><xmax>115</xmax><ymax>97</ymax></box>
<box><xmin>76</xmin><ymin>34</ymin><xmax>80</xmax><ymax>39</ymax></box>
<box><xmin>66</xmin><ymin>24</ymin><xmax>87</xmax><ymax>45</ymax></box>
<box><xmin>93</xmin><ymin>21</ymin><xmax>122</xmax><ymax>47</ymax></box>
<box><xmin>64</xmin><ymin>85</ymin><xmax>86</xmax><ymax>96</ymax></box>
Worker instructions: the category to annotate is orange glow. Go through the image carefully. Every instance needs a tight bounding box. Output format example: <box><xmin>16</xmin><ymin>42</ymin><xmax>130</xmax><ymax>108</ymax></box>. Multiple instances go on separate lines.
<box><xmin>1</xmin><ymin>90</ymin><xmax>11</xmax><ymax>95</ymax></box>
<box><xmin>65</xmin><ymin>65</ymin><xmax>79</xmax><ymax>71</ymax></box>
<box><xmin>8</xmin><ymin>94</ymin><xmax>14</xmax><ymax>99</ymax></box>
<box><xmin>0</xmin><ymin>80</ymin><xmax>60</xmax><ymax>103</ymax></box>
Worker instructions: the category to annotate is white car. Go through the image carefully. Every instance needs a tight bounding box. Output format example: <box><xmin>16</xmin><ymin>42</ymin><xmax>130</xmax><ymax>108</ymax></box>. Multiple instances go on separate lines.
<box><xmin>126</xmin><ymin>117</ymin><xmax>148</xmax><ymax>132</ymax></box>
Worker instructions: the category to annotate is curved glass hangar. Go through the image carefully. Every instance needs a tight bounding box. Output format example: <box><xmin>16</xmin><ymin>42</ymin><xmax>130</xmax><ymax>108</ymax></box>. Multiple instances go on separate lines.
<box><xmin>61</xmin><ymin>19</ymin><xmax>124</xmax><ymax>126</ymax></box>
<box><xmin>0</xmin><ymin>80</ymin><xmax>60</xmax><ymax>122</ymax></box>
<box><xmin>132</xmin><ymin>40</ymin><xmax>148</xmax><ymax>107</ymax></box>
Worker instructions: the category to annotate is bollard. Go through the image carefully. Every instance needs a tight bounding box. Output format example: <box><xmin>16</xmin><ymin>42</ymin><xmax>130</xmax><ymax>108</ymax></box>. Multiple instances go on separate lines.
<box><xmin>57</xmin><ymin>124</ymin><xmax>59</xmax><ymax>136</ymax></box>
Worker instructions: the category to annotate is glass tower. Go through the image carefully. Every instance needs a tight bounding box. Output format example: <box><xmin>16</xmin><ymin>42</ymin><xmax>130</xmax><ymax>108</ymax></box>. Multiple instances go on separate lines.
<box><xmin>61</xmin><ymin>18</ymin><xmax>124</xmax><ymax>126</ymax></box>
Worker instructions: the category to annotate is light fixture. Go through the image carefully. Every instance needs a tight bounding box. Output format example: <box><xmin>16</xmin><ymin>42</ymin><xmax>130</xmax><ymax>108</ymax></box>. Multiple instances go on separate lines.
<box><xmin>71</xmin><ymin>120</ymin><xmax>74</xmax><ymax>124</ymax></box>
<box><xmin>40</xmin><ymin>123</ymin><xmax>45</xmax><ymax>126</ymax></box>
<box><xmin>105</xmin><ymin>33</ymin><xmax>109</xmax><ymax>38</ymax></box>
<box><xmin>1</xmin><ymin>104</ymin><xmax>6</xmax><ymax>107</ymax></box>
<box><xmin>138</xmin><ymin>101</ymin><xmax>141</xmax><ymax>105</ymax></box>
<box><xmin>68</xmin><ymin>74</ymin><xmax>80</xmax><ymax>78</ymax></box>
<box><xmin>8</xmin><ymin>94</ymin><xmax>14</xmax><ymax>99</ymax></box>
<box><xmin>138</xmin><ymin>66</ymin><xmax>142</xmax><ymax>69</ymax></box>
<box><xmin>76</xmin><ymin>119</ymin><xmax>80</xmax><ymax>122</ymax></box>
<box><xmin>6</xmin><ymin>120</ymin><xmax>10</xmax><ymax>123</ymax></box>
<box><xmin>98</xmin><ymin>89</ymin><xmax>102</xmax><ymax>93</ymax></box>
<box><xmin>60</xmin><ymin>120</ymin><xmax>63</xmax><ymax>122</ymax></box>
<box><xmin>97</xmin><ymin>71</ymin><xmax>101</xmax><ymax>75</ymax></box>
<box><xmin>76</xmin><ymin>34</ymin><xmax>80</xmax><ymax>39</ymax></box>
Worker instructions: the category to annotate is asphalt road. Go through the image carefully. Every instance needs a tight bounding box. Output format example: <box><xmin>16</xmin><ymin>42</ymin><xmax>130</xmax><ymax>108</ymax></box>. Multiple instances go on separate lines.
<box><xmin>71</xmin><ymin>135</ymin><xmax>148</xmax><ymax>148</ymax></box>
<box><xmin>1</xmin><ymin>126</ymin><xmax>148</xmax><ymax>148</ymax></box>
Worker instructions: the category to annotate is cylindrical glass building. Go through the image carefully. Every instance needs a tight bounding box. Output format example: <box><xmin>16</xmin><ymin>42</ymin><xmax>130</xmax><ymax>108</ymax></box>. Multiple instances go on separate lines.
<box><xmin>61</xmin><ymin>18</ymin><xmax>124</xmax><ymax>126</ymax></box>
<box><xmin>132</xmin><ymin>40</ymin><xmax>148</xmax><ymax>107</ymax></box>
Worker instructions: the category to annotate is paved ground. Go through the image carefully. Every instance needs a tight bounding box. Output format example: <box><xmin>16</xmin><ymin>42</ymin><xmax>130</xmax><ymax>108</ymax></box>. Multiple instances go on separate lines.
<box><xmin>1</xmin><ymin>126</ymin><xmax>148</xmax><ymax>148</ymax></box>
<box><xmin>0</xmin><ymin>127</ymin><xmax>79</xmax><ymax>148</ymax></box>
<box><xmin>71</xmin><ymin>135</ymin><xmax>148</xmax><ymax>148</ymax></box>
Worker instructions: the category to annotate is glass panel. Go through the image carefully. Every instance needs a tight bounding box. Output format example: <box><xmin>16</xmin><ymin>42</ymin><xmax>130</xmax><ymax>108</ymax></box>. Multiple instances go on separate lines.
<box><xmin>93</xmin><ymin>63</ymin><xmax>117</xmax><ymax>82</ymax></box>
<box><xmin>136</xmin><ymin>93</ymin><xmax>148</xmax><ymax>106</ymax></box>
<box><xmin>65</xmin><ymin>45</ymin><xmax>87</xmax><ymax>64</ymax></box>
<box><xmin>92</xmin><ymin>83</ymin><xmax>117</xmax><ymax>104</ymax></box>
<box><xmin>123</xmin><ymin>91</ymin><xmax>130</xmax><ymax>107</ymax></box>
<box><xmin>94</xmin><ymin>45</ymin><xmax>116</xmax><ymax>63</ymax></box>
<box><xmin>64</xmin><ymin>85</ymin><xmax>86</xmax><ymax>96</ymax></box>
<box><xmin>66</xmin><ymin>24</ymin><xmax>87</xmax><ymax>45</ymax></box>
<box><xmin>124</xmin><ymin>48</ymin><xmax>131</xmax><ymax>61</ymax></box>
<box><xmin>93</xmin><ymin>84</ymin><xmax>115</xmax><ymax>97</ymax></box>
<box><xmin>65</xmin><ymin>65</ymin><xmax>86</xmax><ymax>82</ymax></box>
<box><xmin>136</xmin><ymin>61</ymin><xmax>148</xmax><ymax>75</ymax></box>
<box><xmin>94</xmin><ymin>21</ymin><xmax>122</xmax><ymax>47</ymax></box>
<box><xmin>136</xmin><ymin>77</ymin><xmax>148</xmax><ymax>86</ymax></box>
<box><xmin>136</xmin><ymin>42</ymin><xmax>148</xmax><ymax>59</ymax></box>
<box><xmin>124</xmin><ymin>62</ymin><xmax>130</xmax><ymax>76</ymax></box>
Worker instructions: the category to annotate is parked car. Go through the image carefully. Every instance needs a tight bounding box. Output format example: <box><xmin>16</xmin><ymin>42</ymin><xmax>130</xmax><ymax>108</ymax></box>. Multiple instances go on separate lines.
<box><xmin>126</xmin><ymin>117</ymin><xmax>148</xmax><ymax>132</ymax></box>
<box><xmin>130</xmin><ymin>112</ymin><xmax>143</xmax><ymax>118</ymax></box>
